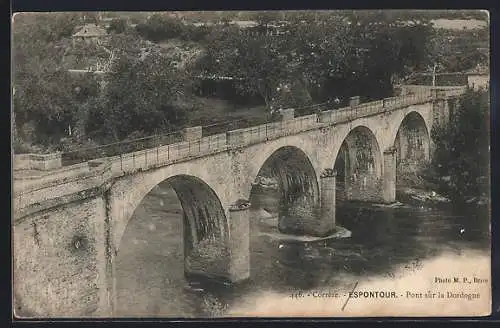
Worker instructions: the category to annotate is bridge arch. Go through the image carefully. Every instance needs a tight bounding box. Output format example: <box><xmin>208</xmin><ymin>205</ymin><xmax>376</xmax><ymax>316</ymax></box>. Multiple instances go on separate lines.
<box><xmin>244</xmin><ymin>138</ymin><xmax>322</xmax><ymax>192</ymax></box>
<box><xmin>333</xmin><ymin>125</ymin><xmax>383</xmax><ymax>203</ymax></box>
<box><xmin>108</xmin><ymin>159</ymin><xmax>232</xmax><ymax>252</ymax></box>
<box><xmin>391</xmin><ymin>111</ymin><xmax>431</xmax><ymax>186</ymax></box>
<box><xmin>110</xmin><ymin>171</ymin><xmax>233</xmax><ymax>315</ymax></box>
<box><xmin>387</xmin><ymin>108</ymin><xmax>432</xmax><ymax>153</ymax></box>
<box><xmin>248</xmin><ymin>145</ymin><xmax>320</xmax><ymax>235</ymax></box>
<box><xmin>113</xmin><ymin>172</ymin><xmax>230</xmax><ymax>270</ymax></box>
<box><xmin>107</xmin><ymin>156</ymin><xmax>239</xmax><ymax>292</ymax></box>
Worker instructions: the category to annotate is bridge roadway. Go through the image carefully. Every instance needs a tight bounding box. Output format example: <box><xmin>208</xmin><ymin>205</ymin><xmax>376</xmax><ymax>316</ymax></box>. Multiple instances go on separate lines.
<box><xmin>12</xmin><ymin>86</ymin><xmax>465</xmax><ymax>317</ymax></box>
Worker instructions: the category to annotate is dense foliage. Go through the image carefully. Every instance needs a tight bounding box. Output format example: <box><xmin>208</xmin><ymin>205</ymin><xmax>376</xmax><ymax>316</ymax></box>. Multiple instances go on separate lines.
<box><xmin>13</xmin><ymin>13</ymin><xmax>193</xmax><ymax>151</ymax></box>
<box><xmin>428</xmin><ymin>28</ymin><xmax>489</xmax><ymax>73</ymax></box>
<box><xmin>86</xmin><ymin>50</ymin><xmax>191</xmax><ymax>142</ymax></box>
<box><xmin>195</xmin><ymin>13</ymin><xmax>434</xmax><ymax>110</ymax></box>
<box><xmin>13</xmin><ymin>13</ymin><xmax>83</xmax><ymax>149</ymax></box>
<box><xmin>107</xmin><ymin>18</ymin><xmax>128</xmax><ymax>34</ymax></box>
<box><xmin>135</xmin><ymin>14</ymin><xmax>212</xmax><ymax>42</ymax></box>
<box><xmin>12</xmin><ymin>11</ymin><xmax>489</xmax><ymax>154</ymax></box>
<box><xmin>426</xmin><ymin>88</ymin><xmax>490</xmax><ymax>202</ymax></box>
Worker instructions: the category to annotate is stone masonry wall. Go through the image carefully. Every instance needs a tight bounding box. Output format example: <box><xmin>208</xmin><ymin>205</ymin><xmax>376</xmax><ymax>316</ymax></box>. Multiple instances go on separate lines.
<box><xmin>13</xmin><ymin>195</ymin><xmax>109</xmax><ymax>318</ymax></box>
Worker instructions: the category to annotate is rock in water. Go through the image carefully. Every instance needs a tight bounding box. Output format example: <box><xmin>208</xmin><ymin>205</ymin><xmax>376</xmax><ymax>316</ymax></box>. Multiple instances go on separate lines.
<box><xmin>372</xmin><ymin>201</ymin><xmax>404</xmax><ymax>208</ymax></box>
<box><xmin>256</xmin><ymin>208</ymin><xmax>274</xmax><ymax>219</ymax></box>
<box><xmin>185</xmin><ymin>238</ymin><xmax>230</xmax><ymax>277</ymax></box>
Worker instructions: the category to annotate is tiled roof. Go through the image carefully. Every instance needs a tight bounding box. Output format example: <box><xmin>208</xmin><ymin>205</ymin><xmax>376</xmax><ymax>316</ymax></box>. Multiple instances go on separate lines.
<box><xmin>72</xmin><ymin>24</ymin><xmax>108</xmax><ymax>38</ymax></box>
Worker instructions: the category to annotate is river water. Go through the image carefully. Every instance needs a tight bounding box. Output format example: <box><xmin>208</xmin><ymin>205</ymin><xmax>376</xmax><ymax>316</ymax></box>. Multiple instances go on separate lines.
<box><xmin>114</xmin><ymin>182</ymin><xmax>490</xmax><ymax>317</ymax></box>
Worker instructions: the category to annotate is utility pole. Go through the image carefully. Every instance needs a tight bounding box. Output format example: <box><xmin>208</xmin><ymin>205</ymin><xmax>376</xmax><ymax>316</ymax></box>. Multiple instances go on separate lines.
<box><xmin>432</xmin><ymin>63</ymin><xmax>438</xmax><ymax>87</ymax></box>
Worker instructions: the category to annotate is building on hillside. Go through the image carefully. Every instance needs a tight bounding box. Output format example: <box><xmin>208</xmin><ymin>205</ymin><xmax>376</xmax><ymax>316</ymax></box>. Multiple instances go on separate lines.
<box><xmin>465</xmin><ymin>66</ymin><xmax>489</xmax><ymax>90</ymax></box>
<box><xmin>397</xmin><ymin>65</ymin><xmax>489</xmax><ymax>93</ymax></box>
<box><xmin>72</xmin><ymin>24</ymin><xmax>109</xmax><ymax>47</ymax></box>
<box><xmin>403</xmin><ymin>72</ymin><xmax>468</xmax><ymax>86</ymax></box>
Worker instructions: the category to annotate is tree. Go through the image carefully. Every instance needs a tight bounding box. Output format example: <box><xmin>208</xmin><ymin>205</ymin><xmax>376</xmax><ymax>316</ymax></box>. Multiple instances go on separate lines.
<box><xmin>107</xmin><ymin>18</ymin><xmax>128</xmax><ymax>34</ymax></box>
<box><xmin>195</xmin><ymin>15</ymin><xmax>355</xmax><ymax>109</ymax></box>
<box><xmin>429</xmin><ymin>88</ymin><xmax>490</xmax><ymax>201</ymax></box>
<box><xmin>135</xmin><ymin>14</ymin><xmax>185</xmax><ymax>41</ymax></box>
<box><xmin>193</xmin><ymin>11</ymin><xmax>436</xmax><ymax>109</ymax></box>
<box><xmin>88</xmin><ymin>48</ymin><xmax>191</xmax><ymax>141</ymax></box>
<box><xmin>105</xmin><ymin>28</ymin><xmax>150</xmax><ymax>59</ymax></box>
<box><xmin>13</xmin><ymin>13</ymin><xmax>82</xmax><ymax>147</ymax></box>
<box><xmin>282</xmin><ymin>14</ymin><xmax>360</xmax><ymax>102</ymax></box>
<box><xmin>427</xmin><ymin>27</ymin><xmax>489</xmax><ymax>73</ymax></box>
<box><xmin>194</xmin><ymin>24</ymin><xmax>289</xmax><ymax>109</ymax></box>
<box><xmin>355</xmin><ymin>16</ymin><xmax>434</xmax><ymax>99</ymax></box>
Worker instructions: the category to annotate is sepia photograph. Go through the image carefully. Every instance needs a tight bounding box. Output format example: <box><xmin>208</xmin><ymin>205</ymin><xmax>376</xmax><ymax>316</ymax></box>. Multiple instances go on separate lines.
<box><xmin>11</xmin><ymin>9</ymin><xmax>491</xmax><ymax>318</ymax></box>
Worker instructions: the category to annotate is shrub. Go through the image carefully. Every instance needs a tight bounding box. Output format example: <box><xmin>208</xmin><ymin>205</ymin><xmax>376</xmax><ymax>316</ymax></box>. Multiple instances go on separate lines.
<box><xmin>428</xmin><ymin>88</ymin><xmax>489</xmax><ymax>202</ymax></box>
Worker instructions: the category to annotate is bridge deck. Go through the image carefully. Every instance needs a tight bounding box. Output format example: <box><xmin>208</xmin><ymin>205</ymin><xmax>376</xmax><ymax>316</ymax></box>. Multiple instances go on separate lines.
<box><xmin>12</xmin><ymin>86</ymin><xmax>466</xmax><ymax>196</ymax></box>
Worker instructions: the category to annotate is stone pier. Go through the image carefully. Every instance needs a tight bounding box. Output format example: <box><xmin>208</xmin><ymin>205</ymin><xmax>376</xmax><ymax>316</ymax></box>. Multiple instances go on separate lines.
<box><xmin>227</xmin><ymin>199</ymin><xmax>251</xmax><ymax>283</ymax></box>
<box><xmin>318</xmin><ymin>169</ymin><xmax>336</xmax><ymax>236</ymax></box>
<box><xmin>383</xmin><ymin>147</ymin><xmax>397</xmax><ymax>203</ymax></box>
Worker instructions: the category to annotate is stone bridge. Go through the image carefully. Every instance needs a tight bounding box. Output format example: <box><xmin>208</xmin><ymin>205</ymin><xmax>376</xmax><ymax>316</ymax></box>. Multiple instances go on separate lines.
<box><xmin>12</xmin><ymin>86</ymin><xmax>466</xmax><ymax>317</ymax></box>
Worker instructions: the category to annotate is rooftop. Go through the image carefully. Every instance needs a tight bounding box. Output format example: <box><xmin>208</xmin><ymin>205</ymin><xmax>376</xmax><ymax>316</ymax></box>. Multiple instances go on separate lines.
<box><xmin>73</xmin><ymin>24</ymin><xmax>108</xmax><ymax>38</ymax></box>
<box><xmin>464</xmin><ymin>66</ymin><xmax>489</xmax><ymax>75</ymax></box>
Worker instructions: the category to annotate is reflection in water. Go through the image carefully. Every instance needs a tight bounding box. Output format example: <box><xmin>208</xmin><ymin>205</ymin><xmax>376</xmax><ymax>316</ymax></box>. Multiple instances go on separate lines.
<box><xmin>114</xmin><ymin>182</ymin><xmax>490</xmax><ymax>317</ymax></box>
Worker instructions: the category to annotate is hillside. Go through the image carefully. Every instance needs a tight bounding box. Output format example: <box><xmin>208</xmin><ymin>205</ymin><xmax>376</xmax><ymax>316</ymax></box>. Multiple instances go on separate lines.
<box><xmin>13</xmin><ymin>10</ymin><xmax>490</xmax><ymax>155</ymax></box>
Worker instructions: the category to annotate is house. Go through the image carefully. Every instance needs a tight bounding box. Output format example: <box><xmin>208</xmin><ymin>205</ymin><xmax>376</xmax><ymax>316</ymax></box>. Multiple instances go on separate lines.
<box><xmin>72</xmin><ymin>23</ymin><xmax>109</xmax><ymax>46</ymax></box>
<box><xmin>465</xmin><ymin>66</ymin><xmax>489</xmax><ymax>90</ymax></box>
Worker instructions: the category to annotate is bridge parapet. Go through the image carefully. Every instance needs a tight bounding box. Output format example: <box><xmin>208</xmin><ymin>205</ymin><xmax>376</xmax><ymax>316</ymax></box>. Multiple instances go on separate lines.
<box><xmin>108</xmin><ymin>133</ymin><xmax>228</xmax><ymax>176</ymax></box>
<box><xmin>14</xmin><ymin>152</ymin><xmax>63</xmax><ymax>171</ymax></box>
<box><xmin>356</xmin><ymin>99</ymin><xmax>385</xmax><ymax>113</ymax></box>
<box><xmin>13</xmin><ymin>159</ymin><xmax>112</xmax><ymax>219</ymax></box>
<box><xmin>398</xmin><ymin>84</ymin><xmax>467</xmax><ymax>98</ymax></box>
<box><xmin>438</xmin><ymin>86</ymin><xmax>467</xmax><ymax>98</ymax></box>
<box><xmin>319</xmin><ymin>92</ymin><xmax>432</xmax><ymax>124</ymax></box>
<box><xmin>227</xmin><ymin>114</ymin><xmax>319</xmax><ymax>148</ymax></box>
<box><xmin>13</xmin><ymin>89</ymin><xmax>459</xmax><ymax>190</ymax></box>
<box><xmin>13</xmin><ymin>161</ymin><xmax>93</xmax><ymax>193</ymax></box>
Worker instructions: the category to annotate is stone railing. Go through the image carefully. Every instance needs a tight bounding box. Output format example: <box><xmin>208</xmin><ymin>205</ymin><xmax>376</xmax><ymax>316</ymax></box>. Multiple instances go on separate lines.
<box><xmin>13</xmin><ymin>160</ymin><xmax>112</xmax><ymax>215</ymax></box>
<box><xmin>14</xmin><ymin>89</ymin><xmax>466</xmax><ymax>199</ymax></box>
<box><xmin>226</xmin><ymin>113</ymin><xmax>318</xmax><ymax>148</ymax></box>
<box><xmin>13</xmin><ymin>152</ymin><xmax>62</xmax><ymax>171</ymax></box>
<box><xmin>318</xmin><ymin>91</ymin><xmax>433</xmax><ymax>124</ymax></box>
<box><xmin>100</xmin><ymin>91</ymin><xmax>442</xmax><ymax>177</ymax></box>
<box><xmin>435</xmin><ymin>85</ymin><xmax>468</xmax><ymax>98</ymax></box>
<box><xmin>107</xmin><ymin>133</ymin><xmax>228</xmax><ymax>176</ymax></box>
<box><xmin>13</xmin><ymin>161</ymin><xmax>93</xmax><ymax>192</ymax></box>
<box><xmin>397</xmin><ymin>84</ymin><xmax>467</xmax><ymax>99</ymax></box>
